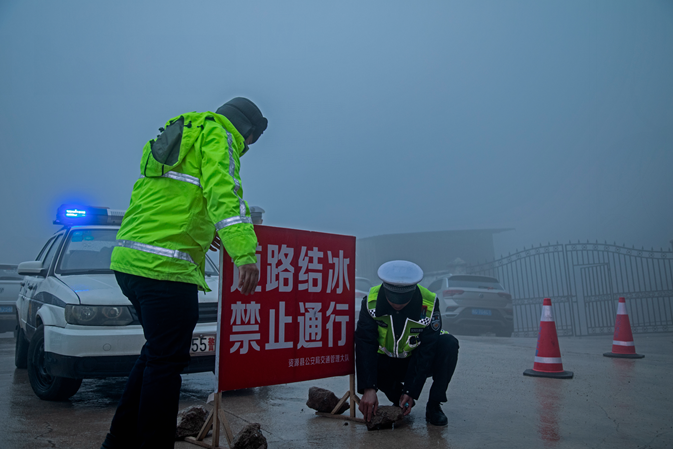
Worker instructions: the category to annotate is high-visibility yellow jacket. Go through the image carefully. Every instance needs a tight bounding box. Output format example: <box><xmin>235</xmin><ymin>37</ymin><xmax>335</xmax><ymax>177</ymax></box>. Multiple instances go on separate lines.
<box><xmin>110</xmin><ymin>111</ymin><xmax>257</xmax><ymax>291</ymax></box>
<box><xmin>367</xmin><ymin>284</ymin><xmax>438</xmax><ymax>358</ymax></box>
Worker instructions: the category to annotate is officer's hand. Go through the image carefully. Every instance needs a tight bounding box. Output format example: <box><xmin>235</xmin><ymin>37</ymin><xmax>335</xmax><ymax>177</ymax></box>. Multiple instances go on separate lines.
<box><xmin>359</xmin><ymin>389</ymin><xmax>378</xmax><ymax>422</ymax></box>
<box><xmin>238</xmin><ymin>263</ymin><xmax>259</xmax><ymax>296</ymax></box>
<box><xmin>210</xmin><ymin>234</ymin><xmax>222</xmax><ymax>251</ymax></box>
<box><xmin>399</xmin><ymin>394</ymin><xmax>414</xmax><ymax>416</ymax></box>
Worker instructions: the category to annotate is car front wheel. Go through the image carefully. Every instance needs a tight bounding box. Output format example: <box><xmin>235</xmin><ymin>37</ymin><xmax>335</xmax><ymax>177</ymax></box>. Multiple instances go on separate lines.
<box><xmin>27</xmin><ymin>325</ymin><xmax>82</xmax><ymax>401</ymax></box>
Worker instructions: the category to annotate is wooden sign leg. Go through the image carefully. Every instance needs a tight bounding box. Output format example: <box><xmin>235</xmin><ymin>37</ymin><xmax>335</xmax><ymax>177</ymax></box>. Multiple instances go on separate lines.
<box><xmin>185</xmin><ymin>392</ymin><xmax>232</xmax><ymax>449</ymax></box>
<box><xmin>315</xmin><ymin>375</ymin><xmax>365</xmax><ymax>424</ymax></box>
<box><xmin>212</xmin><ymin>393</ymin><xmax>221</xmax><ymax>447</ymax></box>
<box><xmin>218</xmin><ymin>407</ymin><xmax>234</xmax><ymax>447</ymax></box>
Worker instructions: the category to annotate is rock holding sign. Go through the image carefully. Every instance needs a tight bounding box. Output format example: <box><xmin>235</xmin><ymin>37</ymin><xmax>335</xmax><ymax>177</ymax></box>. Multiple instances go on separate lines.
<box><xmin>366</xmin><ymin>406</ymin><xmax>404</xmax><ymax>431</ymax></box>
<box><xmin>306</xmin><ymin>386</ymin><xmax>349</xmax><ymax>414</ymax></box>
<box><xmin>175</xmin><ymin>405</ymin><xmax>209</xmax><ymax>440</ymax></box>
<box><xmin>232</xmin><ymin>423</ymin><xmax>268</xmax><ymax>449</ymax></box>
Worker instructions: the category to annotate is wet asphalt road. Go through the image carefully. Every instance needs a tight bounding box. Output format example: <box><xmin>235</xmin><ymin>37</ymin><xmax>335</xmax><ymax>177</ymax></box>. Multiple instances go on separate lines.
<box><xmin>1</xmin><ymin>330</ymin><xmax>672</xmax><ymax>449</ymax></box>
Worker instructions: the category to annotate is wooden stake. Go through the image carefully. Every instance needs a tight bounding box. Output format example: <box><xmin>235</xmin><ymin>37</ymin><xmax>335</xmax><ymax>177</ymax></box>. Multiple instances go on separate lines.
<box><xmin>212</xmin><ymin>393</ymin><xmax>221</xmax><ymax>446</ymax></box>
<box><xmin>218</xmin><ymin>408</ymin><xmax>234</xmax><ymax>446</ymax></box>
<box><xmin>185</xmin><ymin>391</ymin><xmax>233</xmax><ymax>449</ymax></box>
<box><xmin>314</xmin><ymin>374</ymin><xmax>364</xmax><ymax>424</ymax></box>
<box><xmin>330</xmin><ymin>391</ymin><xmax>350</xmax><ymax>414</ymax></box>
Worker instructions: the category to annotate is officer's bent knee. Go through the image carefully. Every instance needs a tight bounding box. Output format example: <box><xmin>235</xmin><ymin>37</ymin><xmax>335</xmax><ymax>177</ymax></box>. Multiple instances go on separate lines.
<box><xmin>439</xmin><ymin>333</ymin><xmax>459</xmax><ymax>353</ymax></box>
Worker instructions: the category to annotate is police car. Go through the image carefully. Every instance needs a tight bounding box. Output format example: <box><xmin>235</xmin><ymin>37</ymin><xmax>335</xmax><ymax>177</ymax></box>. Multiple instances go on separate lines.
<box><xmin>14</xmin><ymin>205</ymin><xmax>219</xmax><ymax>401</ymax></box>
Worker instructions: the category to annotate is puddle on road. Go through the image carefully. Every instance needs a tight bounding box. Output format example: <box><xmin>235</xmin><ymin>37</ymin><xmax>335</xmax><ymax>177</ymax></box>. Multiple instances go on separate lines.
<box><xmin>534</xmin><ymin>379</ymin><xmax>563</xmax><ymax>448</ymax></box>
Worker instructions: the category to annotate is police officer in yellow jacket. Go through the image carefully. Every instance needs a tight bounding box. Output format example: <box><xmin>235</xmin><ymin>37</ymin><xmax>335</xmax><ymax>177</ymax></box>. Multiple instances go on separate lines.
<box><xmin>101</xmin><ymin>97</ymin><xmax>267</xmax><ymax>449</ymax></box>
<box><xmin>356</xmin><ymin>260</ymin><xmax>460</xmax><ymax>426</ymax></box>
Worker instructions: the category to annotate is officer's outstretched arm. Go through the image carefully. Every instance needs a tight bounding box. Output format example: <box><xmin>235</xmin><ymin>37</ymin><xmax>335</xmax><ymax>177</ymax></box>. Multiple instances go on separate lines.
<box><xmin>200</xmin><ymin>122</ymin><xmax>258</xmax><ymax>269</ymax></box>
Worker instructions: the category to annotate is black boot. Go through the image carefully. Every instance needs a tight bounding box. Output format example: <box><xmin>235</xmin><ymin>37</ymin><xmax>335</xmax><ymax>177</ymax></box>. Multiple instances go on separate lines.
<box><xmin>426</xmin><ymin>401</ymin><xmax>448</xmax><ymax>426</ymax></box>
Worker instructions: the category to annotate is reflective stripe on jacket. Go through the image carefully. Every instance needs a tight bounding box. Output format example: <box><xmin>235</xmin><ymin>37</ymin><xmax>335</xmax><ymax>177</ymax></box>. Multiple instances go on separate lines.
<box><xmin>367</xmin><ymin>284</ymin><xmax>437</xmax><ymax>358</ymax></box>
<box><xmin>110</xmin><ymin>111</ymin><xmax>257</xmax><ymax>291</ymax></box>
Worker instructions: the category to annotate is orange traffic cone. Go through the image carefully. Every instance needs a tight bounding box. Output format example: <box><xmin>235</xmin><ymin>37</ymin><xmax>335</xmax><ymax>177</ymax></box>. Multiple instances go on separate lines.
<box><xmin>524</xmin><ymin>298</ymin><xmax>573</xmax><ymax>379</ymax></box>
<box><xmin>603</xmin><ymin>297</ymin><xmax>644</xmax><ymax>359</ymax></box>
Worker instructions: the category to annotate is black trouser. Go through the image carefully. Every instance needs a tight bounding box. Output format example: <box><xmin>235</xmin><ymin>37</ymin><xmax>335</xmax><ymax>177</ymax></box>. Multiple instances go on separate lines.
<box><xmin>104</xmin><ymin>272</ymin><xmax>199</xmax><ymax>449</ymax></box>
<box><xmin>377</xmin><ymin>333</ymin><xmax>459</xmax><ymax>404</ymax></box>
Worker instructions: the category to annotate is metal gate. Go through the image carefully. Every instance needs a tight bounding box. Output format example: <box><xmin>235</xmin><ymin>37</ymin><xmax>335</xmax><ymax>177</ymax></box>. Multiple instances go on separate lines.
<box><xmin>467</xmin><ymin>241</ymin><xmax>673</xmax><ymax>337</ymax></box>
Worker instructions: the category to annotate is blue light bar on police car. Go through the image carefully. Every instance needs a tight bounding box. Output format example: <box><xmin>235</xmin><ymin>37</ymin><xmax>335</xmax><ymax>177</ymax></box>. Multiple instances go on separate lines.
<box><xmin>65</xmin><ymin>208</ymin><xmax>87</xmax><ymax>218</ymax></box>
<box><xmin>55</xmin><ymin>204</ymin><xmax>125</xmax><ymax>226</ymax></box>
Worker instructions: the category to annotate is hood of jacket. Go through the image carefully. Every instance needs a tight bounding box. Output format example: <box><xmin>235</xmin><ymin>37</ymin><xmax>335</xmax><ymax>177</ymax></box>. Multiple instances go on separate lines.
<box><xmin>140</xmin><ymin>111</ymin><xmax>245</xmax><ymax>178</ymax></box>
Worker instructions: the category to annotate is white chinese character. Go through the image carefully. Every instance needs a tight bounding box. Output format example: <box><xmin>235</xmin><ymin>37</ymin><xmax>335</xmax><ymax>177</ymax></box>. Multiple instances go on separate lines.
<box><xmin>266</xmin><ymin>245</ymin><xmax>295</xmax><ymax>292</ymax></box>
<box><xmin>229</xmin><ymin>301</ymin><xmax>261</xmax><ymax>354</ymax></box>
<box><xmin>298</xmin><ymin>246</ymin><xmax>323</xmax><ymax>292</ymax></box>
<box><xmin>326</xmin><ymin>302</ymin><xmax>350</xmax><ymax>347</ymax></box>
<box><xmin>297</xmin><ymin>302</ymin><xmax>322</xmax><ymax>349</ymax></box>
<box><xmin>266</xmin><ymin>301</ymin><xmax>293</xmax><ymax>350</ymax></box>
<box><xmin>231</xmin><ymin>245</ymin><xmax>263</xmax><ymax>292</ymax></box>
<box><xmin>288</xmin><ymin>359</ymin><xmax>294</xmax><ymax>367</ymax></box>
<box><xmin>326</xmin><ymin>250</ymin><xmax>350</xmax><ymax>294</ymax></box>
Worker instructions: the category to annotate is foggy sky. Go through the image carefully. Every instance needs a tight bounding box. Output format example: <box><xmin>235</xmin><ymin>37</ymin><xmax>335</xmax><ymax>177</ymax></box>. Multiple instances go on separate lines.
<box><xmin>1</xmin><ymin>0</ymin><xmax>672</xmax><ymax>265</ymax></box>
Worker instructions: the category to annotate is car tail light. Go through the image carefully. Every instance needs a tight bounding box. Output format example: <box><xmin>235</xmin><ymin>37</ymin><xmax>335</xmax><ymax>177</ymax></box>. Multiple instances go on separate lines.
<box><xmin>498</xmin><ymin>293</ymin><xmax>512</xmax><ymax>300</ymax></box>
<box><xmin>443</xmin><ymin>289</ymin><xmax>464</xmax><ymax>297</ymax></box>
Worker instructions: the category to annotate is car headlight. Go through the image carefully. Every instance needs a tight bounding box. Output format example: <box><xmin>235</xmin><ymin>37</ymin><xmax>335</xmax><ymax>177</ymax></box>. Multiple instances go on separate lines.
<box><xmin>65</xmin><ymin>305</ymin><xmax>134</xmax><ymax>326</ymax></box>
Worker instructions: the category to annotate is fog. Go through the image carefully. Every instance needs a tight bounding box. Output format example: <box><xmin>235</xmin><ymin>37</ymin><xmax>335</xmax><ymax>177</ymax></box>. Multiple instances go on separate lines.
<box><xmin>1</xmin><ymin>0</ymin><xmax>671</xmax><ymax>266</ymax></box>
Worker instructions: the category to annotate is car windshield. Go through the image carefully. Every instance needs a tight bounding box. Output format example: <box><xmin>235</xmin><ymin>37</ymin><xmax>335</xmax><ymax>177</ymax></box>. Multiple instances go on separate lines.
<box><xmin>57</xmin><ymin>228</ymin><xmax>118</xmax><ymax>275</ymax></box>
<box><xmin>0</xmin><ymin>264</ymin><xmax>21</xmax><ymax>281</ymax></box>
<box><xmin>447</xmin><ymin>275</ymin><xmax>504</xmax><ymax>290</ymax></box>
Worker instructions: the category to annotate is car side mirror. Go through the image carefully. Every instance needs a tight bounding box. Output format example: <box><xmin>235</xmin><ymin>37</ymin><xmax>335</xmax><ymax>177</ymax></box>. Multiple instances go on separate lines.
<box><xmin>17</xmin><ymin>261</ymin><xmax>45</xmax><ymax>276</ymax></box>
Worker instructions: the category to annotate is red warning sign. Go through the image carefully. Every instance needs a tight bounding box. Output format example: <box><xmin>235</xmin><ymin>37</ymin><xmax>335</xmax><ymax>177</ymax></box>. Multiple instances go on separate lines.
<box><xmin>216</xmin><ymin>226</ymin><xmax>356</xmax><ymax>392</ymax></box>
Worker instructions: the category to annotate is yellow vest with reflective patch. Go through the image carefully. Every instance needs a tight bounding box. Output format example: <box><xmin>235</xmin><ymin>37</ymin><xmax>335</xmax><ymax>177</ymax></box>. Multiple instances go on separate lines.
<box><xmin>367</xmin><ymin>284</ymin><xmax>437</xmax><ymax>358</ymax></box>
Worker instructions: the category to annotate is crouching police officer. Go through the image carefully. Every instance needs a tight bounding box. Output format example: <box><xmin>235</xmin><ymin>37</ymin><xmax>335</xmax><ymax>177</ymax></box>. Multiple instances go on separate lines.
<box><xmin>355</xmin><ymin>260</ymin><xmax>459</xmax><ymax>426</ymax></box>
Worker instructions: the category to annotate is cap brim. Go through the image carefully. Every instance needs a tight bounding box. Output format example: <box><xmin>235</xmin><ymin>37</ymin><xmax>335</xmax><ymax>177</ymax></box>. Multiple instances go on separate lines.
<box><xmin>383</xmin><ymin>286</ymin><xmax>415</xmax><ymax>305</ymax></box>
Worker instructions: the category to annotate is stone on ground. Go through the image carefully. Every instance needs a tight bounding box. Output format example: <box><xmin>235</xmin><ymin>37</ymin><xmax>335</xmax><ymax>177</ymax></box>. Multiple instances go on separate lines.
<box><xmin>366</xmin><ymin>406</ymin><xmax>404</xmax><ymax>431</ymax></box>
<box><xmin>175</xmin><ymin>405</ymin><xmax>209</xmax><ymax>440</ymax></box>
<box><xmin>305</xmin><ymin>386</ymin><xmax>349</xmax><ymax>414</ymax></box>
<box><xmin>232</xmin><ymin>423</ymin><xmax>267</xmax><ymax>449</ymax></box>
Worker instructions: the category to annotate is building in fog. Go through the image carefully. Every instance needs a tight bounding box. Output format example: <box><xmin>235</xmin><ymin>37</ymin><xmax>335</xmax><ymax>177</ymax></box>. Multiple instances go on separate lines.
<box><xmin>356</xmin><ymin>228</ymin><xmax>513</xmax><ymax>286</ymax></box>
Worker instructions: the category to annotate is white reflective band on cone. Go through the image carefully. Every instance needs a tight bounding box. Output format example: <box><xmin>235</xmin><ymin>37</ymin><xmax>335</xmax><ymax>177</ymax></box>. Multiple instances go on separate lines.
<box><xmin>116</xmin><ymin>240</ymin><xmax>196</xmax><ymax>265</ymax></box>
<box><xmin>215</xmin><ymin>215</ymin><xmax>252</xmax><ymax>231</ymax></box>
<box><xmin>613</xmin><ymin>340</ymin><xmax>635</xmax><ymax>346</ymax></box>
<box><xmin>139</xmin><ymin>171</ymin><xmax>202</xmax><ymax>188</ymax></box>
<box><xmin>617</xmin><ymin>302</ymin><xmax>627</xmax><ymax>315</ymax></box>
<box><xmin>534</xmin><ymin>356</ymin><xmax>563</xmax><ymax>364</ymax></box>
<box><xmin>540</xmin><ymin>305</ymin><xmax>554</xmax><ymax>322</ymax></box>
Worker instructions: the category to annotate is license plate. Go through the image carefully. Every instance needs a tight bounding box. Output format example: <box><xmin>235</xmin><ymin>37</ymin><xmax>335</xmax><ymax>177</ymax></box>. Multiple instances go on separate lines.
<box><xmin>0</xmin><ymin>306</ymin><xmax>13</xmax><ymax>314</ymax></box>
<box><xmin>190</xmin><ymin>335</ymin><xmax>216</xmax><ymax>354</ymax></box>
<box><xmin>472</xmin><ymin>308</ymin><xmax>492</xmax><ymax>316</ymax></box>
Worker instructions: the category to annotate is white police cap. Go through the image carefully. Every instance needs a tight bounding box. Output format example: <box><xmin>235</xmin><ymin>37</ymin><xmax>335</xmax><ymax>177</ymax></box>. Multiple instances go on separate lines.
<box><xmin>377</xmin><ymin>260</ymin><xmax>424</xmax><ymax>304</ymax></box>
